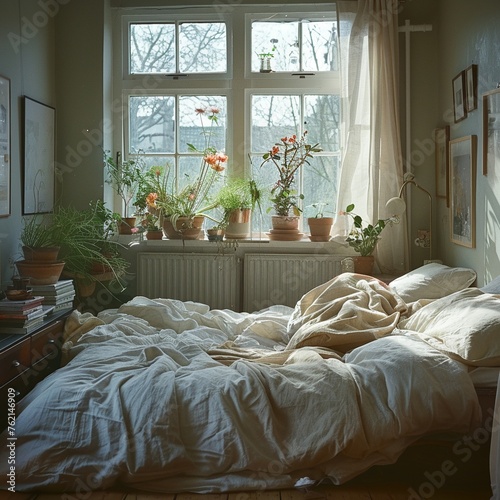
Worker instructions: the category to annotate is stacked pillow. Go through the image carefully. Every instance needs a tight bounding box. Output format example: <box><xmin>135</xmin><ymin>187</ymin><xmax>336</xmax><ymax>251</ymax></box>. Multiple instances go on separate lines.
<box><xmin>389</xmin><ymin>262</ymin><xmax>476</xmax><ymax>303</ymax></box>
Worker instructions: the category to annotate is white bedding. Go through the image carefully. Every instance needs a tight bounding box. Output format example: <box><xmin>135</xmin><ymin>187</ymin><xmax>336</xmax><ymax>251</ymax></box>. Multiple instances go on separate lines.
<box><xmin>0</xmin><ymin>274</ymin><xmax>482</xmax><ymax>493</ymax></box>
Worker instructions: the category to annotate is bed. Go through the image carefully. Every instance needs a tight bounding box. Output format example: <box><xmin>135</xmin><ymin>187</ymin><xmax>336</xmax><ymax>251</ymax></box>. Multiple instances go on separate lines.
<box><xmin>1</xmin><ymin>262</ymin><xmax>498</xmax><ymax>494</ymax></box>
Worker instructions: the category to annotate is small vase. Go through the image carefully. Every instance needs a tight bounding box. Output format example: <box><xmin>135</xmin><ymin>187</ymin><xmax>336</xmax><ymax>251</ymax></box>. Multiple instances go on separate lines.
<box><xmin>206</xmin><ymin>228</ymin><xmax>225</xmax><ymax>241</ymax></box>
<box><xmin>162</xmin><ymin>216</ymin><xmax>204</xmax><ymax>240</ymax></box>
<box><xmin>354</xmin><ymin>255</ymin><xmax>375</xmax><ymax>275</ymax></box>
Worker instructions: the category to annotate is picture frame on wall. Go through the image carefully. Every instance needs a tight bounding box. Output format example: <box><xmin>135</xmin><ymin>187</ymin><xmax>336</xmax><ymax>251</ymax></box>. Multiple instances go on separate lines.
<box><xmin>452</xmin><ymin>71</ymin><xmax>467</xmax><ymax>123</ymax></box>
<box><xmin>482</xmin><ymin>87</ymin><xmax>500</xmax><ymax>176</ymax></box>
<box><xmin>465</xmin><ymin>64</ymin><xmax>478</xmax><ymax>112</ymax></box>
<box><xmin>449</xmin><ymin>135</ymin><xmax>476</xmax><ymax>248</ymax></box>
<box><xmin>434</xmin><ymin>125</ymin><xmax>450</xmax><ymax>205</ymax></box>
<box><xmin>23</xmin><ymin>96</ymin><xmax>56</xmax><ymax>215</ymax></box>
<box><xmin>0</xmin><ymin>75</ymin><xmax>11</xmax><ymax>217</ymax></box>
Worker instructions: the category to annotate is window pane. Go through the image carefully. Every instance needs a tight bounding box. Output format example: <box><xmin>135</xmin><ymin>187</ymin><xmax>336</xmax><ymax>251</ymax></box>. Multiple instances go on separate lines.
<box><xmin>179</xmin><ymin>23</ymin><xmax>227</xmax><ymax>73</ymax></box>
<box><xmin>129</xmin><ymin>96</ymin><xmax>175</xmax><ymax>154</ymax></box>
<box><xmin>302</xmin><ymin>21</ymin><xmax>338</xmax><ymax>71</ymax></box>
<box><xmin>252</xmin><ymin>21</ymin><xmax>299</xmax><ymax>72</ymax></box>
<box><xmin>130</xmin><ymin>23</ymin><xmax>175</xmax><ymax>74</ymax></box>
<box><xmin>251</xmin><ymin>95</ymin><xmax>301</xmax><ymax>152</ymax></box>
<box><xmin>178</xmin><ymin>96</ymin><xmax>227</xmax><ymax>154</ymax></box>
<box><xmin>304</xmin><ymin>95</ymin><xmax>341</xmax><ymax>152</ymax></box>
<box><xmin>302</xmin><ymin>156</ymin><xmax>339</xmax><ymax>218</ymax></box>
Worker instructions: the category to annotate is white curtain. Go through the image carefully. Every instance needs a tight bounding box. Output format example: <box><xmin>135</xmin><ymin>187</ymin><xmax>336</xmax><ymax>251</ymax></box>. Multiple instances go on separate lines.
<box><xmin>334</xmin><ymin>0</ymin><xmax>406</xmax><ymax>274</ymax></box>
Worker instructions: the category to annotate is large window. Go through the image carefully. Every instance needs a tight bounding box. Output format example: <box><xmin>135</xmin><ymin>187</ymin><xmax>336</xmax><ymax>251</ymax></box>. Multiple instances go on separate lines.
<box><xmin>116</xmin><ymin>5</ymin><xmax>338</xmax><ymax>234</ymax></box>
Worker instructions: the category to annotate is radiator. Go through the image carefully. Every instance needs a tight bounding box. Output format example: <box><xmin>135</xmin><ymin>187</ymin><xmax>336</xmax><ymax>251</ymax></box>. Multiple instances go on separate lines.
<box><xmin>137</xmin><ymin>252</ymin><xmax>239</xmax><ymax>310</ymax></box>
<box><xmin>243</xmin><ymin>253</ymin><xmax>343</xmax><ymax>312</ymax></box>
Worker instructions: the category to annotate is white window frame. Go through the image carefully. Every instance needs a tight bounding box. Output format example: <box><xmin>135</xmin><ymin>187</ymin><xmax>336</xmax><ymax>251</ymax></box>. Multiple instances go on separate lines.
<box><xmin>112</xmin><ymin>4</ymin><xmax>339</xmax><ymax>223</ymax></box>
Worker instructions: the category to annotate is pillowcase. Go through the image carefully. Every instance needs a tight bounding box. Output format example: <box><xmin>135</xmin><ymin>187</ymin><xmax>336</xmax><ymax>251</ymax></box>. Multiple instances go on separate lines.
<box><xmin>480</xmin><ymin>275</ymin><xmax>500</xmax><ymax>294</ymax></box>
<box><xmin>398</xmin><ymin>288</ymin><xmax>500</xmax><ymax>366</ymax></box>
<box><xmin>389</xmin><ymin>263</ymin><xmax>476</xmax><ymax>303</ymax></box>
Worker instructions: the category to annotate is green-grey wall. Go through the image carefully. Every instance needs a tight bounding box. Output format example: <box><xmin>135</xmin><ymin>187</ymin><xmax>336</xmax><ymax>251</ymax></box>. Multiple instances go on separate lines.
<box><xmin>402</xmin><ymin>0</ymin><xmax>500</xmax><ymax>285</ymax></box>
<box><xmin>0</xmin><ymin>0</ymin><xmax>56</xmax><ymax>287</ymax></box>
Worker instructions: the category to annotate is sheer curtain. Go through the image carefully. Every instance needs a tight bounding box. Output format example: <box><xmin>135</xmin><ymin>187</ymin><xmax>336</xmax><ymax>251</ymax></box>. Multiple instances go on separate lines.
<box><xmin>334</xmin><ymin>0</ymin><xmax>406</xmax><ymax>274</ymax></box>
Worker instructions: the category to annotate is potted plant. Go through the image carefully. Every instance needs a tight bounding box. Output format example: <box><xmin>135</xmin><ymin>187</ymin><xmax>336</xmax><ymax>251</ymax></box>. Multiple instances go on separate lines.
<box><xmin>305</xmin><ymin>202</ymin><xmax>334</xmax><ymax>242</ymax></box>
<box><xmin>214</xmin><ymin>178</ymin><xmax>262</xmax><ymax>239</ymax></box>
<box><xmin>257</xmin><ymin>38</ymin><xmax>278</xmax><ymax>73</ymax></box>
<box><xmin>104</xmin><ymin>150</ymin><xmax>145</xmax><ymax>232</ymax></box>
<box><xmin>16</xmin><ymin>202</ymin><xmax>129</xmax><ymax>296</ymax></box>
<box><xmin>155</xmin><ymin>106</ymin><xmax>226</xmax><ymax>239</ymax></box>
<box><xmin>141</xmin><ymin>213</ymin><xmax>163</xmax><ymax>240</ymax></box>
<box><xmin>260</xmin><ymin>131</ymin><xmax>322</xmax><ymax>240</ymax></box>
<box><xmin>343</xmin><ymin>203</ymin><xmax>396</xmax><ymax>274</ymax></box>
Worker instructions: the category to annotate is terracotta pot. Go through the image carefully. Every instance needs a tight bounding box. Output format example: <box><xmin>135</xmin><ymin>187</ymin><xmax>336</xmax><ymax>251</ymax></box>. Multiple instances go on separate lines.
<box><xmin>22</xmin><ymin>246</ymin><xmax>60</xmax><ymax>262</ymax></box>
<box><xmin>354</xmin><ymin>255</ymin><xmax>375</xmax><ymax>275</ymax></box>
<box><xmin>225</xmin><ymin>209</ymin><xmax>251</xmax><ymax>239</ymax></box>
<box><xmin>307</xmin><ymin>217</ymin><xmax>333</xmax><ymax>242</ymax></box>
<box><xmin>206</xmin><ymin>228</ymin><xmax>225</xmax><ymax>242</ymax></box>
<box><xmin>162</xmin><ymin>216</ymin><xmax>204</xmax><ymax>240</ymax></box>
<box><xmin>16</xmin><ymin>260</ymin><xmax>65</xmax><ymax>285</ymax></box>
<box><xmin>271</xmin><ymin>215</ymin><xmax>300</xmax><ymax>231</ymax></box>
<box><xmin>146</xmin><ymin>230</ymin><xmax>163</xmax><ymax>240</ymax></box>
<box><xmin>119</xmin><ymin>217</ymin><xmax>137</xmax><ymax>235</ymax></box>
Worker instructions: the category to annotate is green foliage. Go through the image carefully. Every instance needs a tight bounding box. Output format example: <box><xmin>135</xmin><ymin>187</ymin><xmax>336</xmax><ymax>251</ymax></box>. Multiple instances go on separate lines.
<box><xmin>104</xmin><ymin>151</ymin><xmax>145</xmax><ymax>216</ymax></box>
<box><xmin>344</xmin><ymin>204</ymin><xmax>393</xmax><ymax>257</ymax></box>
<box><xmin>260</xmin><ymin>132</ymin><xmax>322</xmax><ymax>216</ymax></box>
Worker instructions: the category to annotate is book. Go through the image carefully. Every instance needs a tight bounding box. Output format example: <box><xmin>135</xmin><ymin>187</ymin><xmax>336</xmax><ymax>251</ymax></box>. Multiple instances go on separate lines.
<box><xmin>29</xmin><ymin>279</ymin><xmax>74</xmax><ymax>293</ymax></box>
<box><xmin>41</xmin><ymin>291</ymin><xmax>75</xmax><ymax>305</ymax></box>
<box><xmin>0</xmin><ymin>296</ymin><xmax>45</xmax><ymax>312</ymax></box>
<box><xmin>30</xmin><ymin>283</ymin><xmax>75</xmax><ymax>297</ymax></box>
<box><xmin>0</xmin><ymin>305</ymin><xmax>45</xmax><ymax>321</ymax></box>
<box><xmin>0</xmin><ymin>318</ymin><xmax>45</xmax><ymax>335</ymax></box>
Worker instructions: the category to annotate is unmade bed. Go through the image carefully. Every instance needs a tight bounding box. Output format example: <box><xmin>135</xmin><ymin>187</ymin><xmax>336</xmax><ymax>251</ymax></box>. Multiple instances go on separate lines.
<box><xmin>1</xmin><ymin>263</ymin><xmax>498</xmax><ymax>494</ymax></box>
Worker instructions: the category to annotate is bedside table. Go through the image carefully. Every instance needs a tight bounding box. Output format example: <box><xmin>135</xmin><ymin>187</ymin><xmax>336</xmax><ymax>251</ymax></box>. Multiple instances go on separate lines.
<box><xmin>0</xmin><ymin>309</ymin><xmax>71</xmax><ymax>431</ymax></box>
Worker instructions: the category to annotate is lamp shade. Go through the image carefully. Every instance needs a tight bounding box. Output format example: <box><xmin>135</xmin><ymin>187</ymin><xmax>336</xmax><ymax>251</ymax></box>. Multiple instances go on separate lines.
<box><xmin>386</xmin><ymin>196</ymin><xmax>407</xmax><ymax>216</ymax></box>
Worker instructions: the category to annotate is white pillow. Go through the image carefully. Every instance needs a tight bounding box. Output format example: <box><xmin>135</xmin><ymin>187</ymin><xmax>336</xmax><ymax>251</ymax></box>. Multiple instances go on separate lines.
<box><xmin>480</xmin><ymin>275</ymin><xmax>500</xmax><ymax>294</ymax></box>
<box><xmin>398</xmin><ymin>288</ymin><xmax>500</xmax><ymax>366</ymax></box>
<box><xmin>389</xmin><ymin>263</ymin><xmax>476</xmax><ymax>303</ymax></box>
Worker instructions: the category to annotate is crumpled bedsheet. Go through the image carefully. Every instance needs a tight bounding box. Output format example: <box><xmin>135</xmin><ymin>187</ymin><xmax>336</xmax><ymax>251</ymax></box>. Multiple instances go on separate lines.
<box><xmin>0</xmin><ymin>274</ymin><xmax>481</xmax><ymax>493</ymax></box>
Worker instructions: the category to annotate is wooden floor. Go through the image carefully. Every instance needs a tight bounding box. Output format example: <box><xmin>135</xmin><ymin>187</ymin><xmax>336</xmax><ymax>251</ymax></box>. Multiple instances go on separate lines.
<box><xmin>0</xmin><ymin>438</ymin><xmax>493</xmax><ymax>500</ymax></box>
<box><xmin>0</xmin><ymin>483</ymin><xmax>493</xmax><ymax>500</ymax></box>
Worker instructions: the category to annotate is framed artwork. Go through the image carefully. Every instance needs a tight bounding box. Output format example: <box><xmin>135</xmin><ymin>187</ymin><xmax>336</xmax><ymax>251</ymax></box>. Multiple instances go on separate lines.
<box><xmin>449</xmin><ymin>135</ymin><xmax>476</xmax><ymax>248</ymax></box>
<box><xmin>434</xmin><ymin>125</ymin><xmax>450</xmax><ymax>205</ymax></box>
<box><xmin>465</xmin><ymin>64</ymin><xmax>478</xmax><ymax>112</ymax></box>
<box><xmin>23</xmin><ymin>96</ymin><xmax>56</xmax><ymax>214</ymax></box>
<box><xmin>452</xmin><ymin>71</ymin><xmax>467</xmax><ymax>123</ymax></box>
<box><xmin>0</xmin><ymin>75</ymin><xmax>11</xmax><ymax>217</ymax></box>
<box><xmin>482</xmin><ymin>87</ymin><xmax>500</xmax><ymax>176</ymax></box>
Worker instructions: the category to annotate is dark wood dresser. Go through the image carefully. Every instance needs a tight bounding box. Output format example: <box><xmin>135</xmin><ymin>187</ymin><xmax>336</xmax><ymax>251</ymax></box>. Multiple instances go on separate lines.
<box><xmin>0</xmin><ymin>310</ymin><xmax>71</xmax><ymax>431</ymax></box>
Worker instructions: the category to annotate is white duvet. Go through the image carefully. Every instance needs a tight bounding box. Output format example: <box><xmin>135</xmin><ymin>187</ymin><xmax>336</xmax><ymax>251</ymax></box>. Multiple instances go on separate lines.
<box><xmin>0</xmin><ymin>274</ymin><xmax>481</xmax><ymax>493</ymax></box>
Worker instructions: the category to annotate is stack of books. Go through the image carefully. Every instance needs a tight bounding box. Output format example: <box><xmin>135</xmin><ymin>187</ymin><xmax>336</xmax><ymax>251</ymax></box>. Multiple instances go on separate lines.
<box><xmin>30</xmin><ymin>279</ymin><xmax>76</xmax><ymax>312</ymax></box>
<box><xmin>0</xmin><ymin>296</ymin><xmax>49</xmax><ymax>334</ymax></box>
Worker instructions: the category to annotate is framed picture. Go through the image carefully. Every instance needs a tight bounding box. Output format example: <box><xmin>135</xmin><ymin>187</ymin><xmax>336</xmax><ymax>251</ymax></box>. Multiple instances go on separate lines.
<box><xmin>465</xmin><ymin>64</ymin><xmax>478</xmax><ymax>112</ymax></box>
<box><xmin>23</xmin><ymin>96</ymin><xmax>56</xmax><ymax>214</ymax></box>
<box><xmin>482</xmin><ymin>87</ymin><xmax>500</xmax><ymax>176</ymax></box>
<box><xmin>449</xmin><ymin>135</ymin><xmax>476</xmax><ymax>248</ymax></box>
<box><xmin>434</xmin><ymin>125</ymin><xmax>450</xmax><ymax>205</ymax></box>
<box><xmin>0</xmin><ymin>75</ymin><xmax>11</xmax><ymax>217</ymax></box>
<box><xmin>452</xmin><ymin>71</ymin><xmax>467</xmax><ymax>123</ymax></box>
